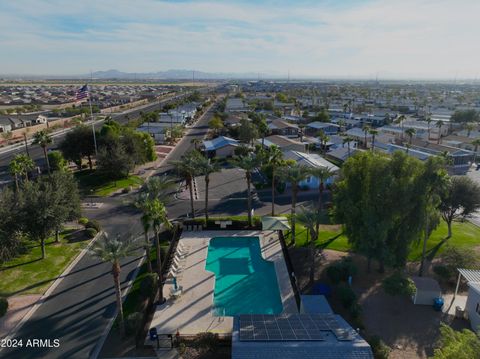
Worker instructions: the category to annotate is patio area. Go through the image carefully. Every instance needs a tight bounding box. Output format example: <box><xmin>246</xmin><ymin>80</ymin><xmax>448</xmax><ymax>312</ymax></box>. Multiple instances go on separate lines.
<box><xmin>147</xmin><ymin>230</ymin><xmax>297</xmax><ymax>339</ymax></box>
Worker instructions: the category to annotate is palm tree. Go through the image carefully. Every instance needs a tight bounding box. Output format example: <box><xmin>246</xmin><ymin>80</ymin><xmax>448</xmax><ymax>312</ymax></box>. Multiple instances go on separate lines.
<box><xmin>342</xmin><ymin>136</ymin><xmax>354</xmax><ymax>157</ymax></box>
<box><xmin>308</xmin><ymin>167</ymin><xmax>335</xmax><ymax>211</ymax></box>
<box><xmin>196</xmin><ymin>156</ymin><xmax>220</xmax><ymax>223</ymax></box>
<box><xmin>190</xmin><ymin>138</ymin><xmax>202</xmax><ymax>150</ymax></box>
<box><xmin>278</xmin><ymin>164</ymin><xmax>310</xmax><ymax>246</ymax></box>
<box><xmin>264</xmin><ymin>145</ymin><xmax>283</xmax><ymax>216</ymax></box>
<box><xmin>369</xmin><ymin>129</ymin><xmax>378</xmax><ymax>151</ymax></box>
<box><xmin>471</xmin><ymin>138</ymin><xmax>480</xmax><ymax>165</ymax></box>
<box><xmin>426</xmin><ymin>116</ymin><xmax>433</xmax><ymax>140</ymax></box>
<box><xmin>134</xmin><ymin>195</ymin><xmax>153</xmax><ymax>273</ymax></box>
<box><xmin>405</xmin><ymin>128</ymin><xmax>416</xmax><ymax>145</ymax></box>
<box><xmin>395</xmin><ymin>115</ymin><xmax>406</xmax><ymax>141</ymax></box>
<box><xmin>436</xmin><ymin>120</ymin><xmax>444</xmax><ymax>144</ymax></box>
<box><xmin>362</xmin><ymin>124</ymin><xmax>371</xmax><ymax>149</ymax></box>
<box><xmin>171</xmin><ymin>151</ymin><xmax>199</xmax><ymax>218</ymax></box>
<box><xmin>33</xmin><ymin>130</ymin><xmax>52</xmax><ymax>174</ymax></box>
<box><xmin>230</xmin><ymin>154</ymin><xmax>260</xmax><ymax>227</ymax></box>
<box><xmin>317</xmin><ymin>130</ymin><xmax>329</xmax><ymax>155</ymax></box>
<box><xmin>90</xmin><ymin>233</ymin><xmax>137</xmax><ymax>337</ymax></box>
<box><xmin>9</xmin><ymin>154</ymin><xmax>34</xmax><ymax>190</ymax></box>
<box><xmin>149</xmin><ymin>198</ymin><xmax>171</xmax><ymax>303</ymax></box>
<box><xmin>466</xmin><ymin>122</ymin><xmax>475</xmax><ymax>137</ymax></box>
<box><xmin>142</xmin><ymin>175</ymin><xmax>174</xmax><ymax>203</ymax></box>
<box><xmin>337</xmin><ymin>119</ymin><xmax>346</xmax><ymax>132</ymax></box>
<box><xmin>297</xmin><ymin>205</ymin><xmax>323</xmax><ymax>286</ymax></box>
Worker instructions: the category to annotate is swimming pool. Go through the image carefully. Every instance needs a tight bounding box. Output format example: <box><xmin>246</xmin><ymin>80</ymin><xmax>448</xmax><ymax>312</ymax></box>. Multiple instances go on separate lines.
<box><xmin>205</xmin><ymin>236</ymin><xmax>283</xmax><ymax>316</ymax></box>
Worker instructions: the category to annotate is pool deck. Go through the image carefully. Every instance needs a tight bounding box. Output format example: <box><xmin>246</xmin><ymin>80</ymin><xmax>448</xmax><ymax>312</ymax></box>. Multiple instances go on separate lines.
<box><xmin>147</xmin><ymin>230</ymin><xmax>297</xmax><ymax>339</ymax></box>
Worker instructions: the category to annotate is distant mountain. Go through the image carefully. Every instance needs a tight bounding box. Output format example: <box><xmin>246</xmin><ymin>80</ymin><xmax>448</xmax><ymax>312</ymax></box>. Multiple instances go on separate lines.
<box><xmin>90</xmin><ymin>69</ymin><xmax>263</xmax><ymax>80</ymax></box>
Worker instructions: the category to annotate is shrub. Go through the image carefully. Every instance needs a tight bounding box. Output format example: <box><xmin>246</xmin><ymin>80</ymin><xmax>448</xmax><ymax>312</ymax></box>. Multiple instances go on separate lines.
<box><xmin>327</xmin><ymin>257</ymin><xmax>358</xmax><ymax>284</ymax></box>
<box><xmin>195</xmin><ymin>332</ymin><xmax>219</xmax><ymax>350</ymax></box>
<box><xmin>433</xmin><ymin>264</ymin><xmax>455</xmax><ymax>282</ymax></box>
<box><xmin>369</xmin><ymin>336</ymin><xmax>391</xmax><ymax>359</ymax></box>
<box><xmin>349</xmin><ymin>302</ymin><xmax>362</xmax><ymax>319</ymax></box>
<box><xmin>85</xmin><ymin>228</ymin><xmax>97</xmax><ymax>239</ymax></box>
<box><xmin>140</xmin><ymin>273</ymin><xmax>158</xmax><ymax>300</ymax></box>
<box><xmin>441</xmin><ymin>246</ymin><xmax>480</xmax><ymax>272</ymax></box>
<box><xmin>382</xmin><ymin>272</ymin><xmax>416</xmax><ymax>297</ymax></box>
<box><xmin>337</xmin><ymin>285</ymin><xmax>357</xmax><ymax>309</ymax></box>
<box><xmin>0</xmin><ymin>297</ymin><xmax>8</xmax><ymax>317</ymax></box>
<box><xmin>78</xmin><ymin>217</ymin><xmax>89</xmax><ymax>226</ymax></box>
<box><xmin>125</xmin><ymin>312</ymin><xmax>143</xmax><ymax>336</ymax></box>
<box><xmin>85</xmin><ymin>220</ymin><xmax>101</xmax><ymax>232</ymax></box>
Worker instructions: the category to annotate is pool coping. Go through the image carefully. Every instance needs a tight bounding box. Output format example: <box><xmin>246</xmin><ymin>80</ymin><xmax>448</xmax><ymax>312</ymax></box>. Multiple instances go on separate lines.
<box><xmin>146</xmin><ymin>230</ymin><xmax>297</xmax><ymax>340</ymax></box>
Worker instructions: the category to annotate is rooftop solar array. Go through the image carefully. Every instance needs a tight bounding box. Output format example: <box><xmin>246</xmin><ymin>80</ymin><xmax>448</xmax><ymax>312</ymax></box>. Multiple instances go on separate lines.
<box><xmin>239</xmin><ymin>314</ymin><xmax>355</xmax><ymax>342</ymax></box>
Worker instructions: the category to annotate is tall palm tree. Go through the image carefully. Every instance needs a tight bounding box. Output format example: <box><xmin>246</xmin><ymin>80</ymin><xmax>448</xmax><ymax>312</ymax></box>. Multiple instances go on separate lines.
<box><xmin>395</xmin><ymin>115</ymin><xmax>406</xmax><ymax>141</ymax></box>
<box><xmin>362</xmin><ymin>124</ymin><xmax>371</xmax><ymax>149</ymax></box>
<box><xmin>196</xmin><ymin>156</ymin><xmax>220</xmax><ymax>223</ymax></box>
<box><xmin>9</xmin><ymin>154</ymin><xmax>34</xmax><ymax>191</ymax></box>
<box><xmin>317</xmin><ymin>131</ymin><xmax>329</xmax><ymax>155</ymax></box>
<box><xmin>297</xmin><ymin>205</ymin><xmax>323</xmax><ymax>286</ymax></box>
<box><xmin>405</xmin><ymin>128</ymin><xmax>416</xmax><ymax>145</ymax></box>
<box><xmin>278</xmin><ymin>164</ymin><xmax>310</xmax><ymax>246</ymax></box>
<box><xmin>190</xmin><ymin>138</ymin><xmax>202</xmax><ymax>150</ymax></box>
<box><xmin>308</xmin><ymin>167</ymin><xmax>335</xmax><ymax>211</ymax></box>
<box><xmin>264</xmin><ymin>145</ymin><xmax>283</xmax><ymax>216</ymax></box>
<box><xmin>342</xmin><ymin>136</ymin><xmax>354</xmax><ymax>157</ymax></box>
<box><xmin>149</xmin><ymin>198</ymin><xmax>171</xmax><ymax>303</ymax></box>
<box><xmin>466</xmin><ymin>122</ymin><xmax>475</xmax><ymax>137</ymax></box>
<box><xmin>171</xmin><ymin>151</ymin><xmax>199</xmax><ymax>218</ymax></box>
<box><xmin>426</xmin><ymin>116</ymin><xmax>433</xmax><ymax>140</ymax></box>
<box><xmin>142</xmin><ymin>175</ymin><xmax>174</xmax><ymax>203</ymax></box>
<box><xmin>230</xmin><ymin>154</ymin><xmax>260</xmax><ymax>227</ymax></box>
<box><xmin>90</xmin><ymin>233</ymin><xmax>137</xmax><ymax>337</ymax></box>
<box><xmin>33</xmin><ymin>130</ymin><xmax>52</xmax><ymax>174</ymax></box>
<box><xmin>369</xmin><ymin>129</ymin><xmax>378</xmax><ymax>151</ymax></box>
<box><xmin>436</xmin><ymin>120</ymin><xmax>444</xmax><ymax>144</ymax></box>
<box><xmin>338</xmin><ymin>119</ymin><xmax>346</xmax><ymax>132</ymax></box>
<box><xmin>471</xmin><ymin>138</ymin><xmax>480</xmax><ymax>164</ymax></box>
<box><xmin>133</xmin><ymin>194</ymin><xmax>153</xmax><ymax>273</ymax></box>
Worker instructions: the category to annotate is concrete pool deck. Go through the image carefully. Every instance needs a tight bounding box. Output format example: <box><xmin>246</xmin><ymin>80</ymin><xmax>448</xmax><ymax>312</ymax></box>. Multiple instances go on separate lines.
<box><xmin>148</xmin><ymin>230</ymin><xmax>298</xmax><ymax>337</ymax></box>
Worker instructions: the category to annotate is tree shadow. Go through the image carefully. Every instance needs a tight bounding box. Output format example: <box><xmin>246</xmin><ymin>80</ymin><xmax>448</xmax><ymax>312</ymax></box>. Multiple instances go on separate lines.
<box><xmin>317</xmin><ymin>232</ymin><xmax>344</xmax><ymax>250</ymax></box>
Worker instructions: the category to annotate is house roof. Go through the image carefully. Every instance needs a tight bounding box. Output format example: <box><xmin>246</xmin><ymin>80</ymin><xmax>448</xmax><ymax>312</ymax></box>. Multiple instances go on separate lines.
<box><xmin>458</xmin><ymin>268</ymin><xmax>480</xmax><ymax>283</ymax></box>
<box><xmin>268</xmin><ymin>119</ymin><xmax>299</xmax><ymax>130</ymax></box>
<box><xmin>327</xmin><ymin>147</ymin><xmax>358</xmax><ymax>162</ymax></box>
<box><xmin>232</xmin><ymin>315</ymin><xmax>373</xmax><ymax>359</ymax></box>
<box><xmin>346</xmin><ymin>128</ymin><xmax>372</xmax><ymax>139</ymax></box>
<box><xmin>411</xmin><ymin>276</ymin><xmax>441</xmax><ymax>293</ymax></box>
<box><xmin>301</xmin><ymin>295</ymin><xmax>333</xmax><ymax>314</ymax></box>
<box><xmin>261</xmin><ymin>135</ymin><xmax>305</xmax><ymax>149</ymax></box>
<box><xmin>306</xmin><ymin>122</ymin><xmax>340</xmax><ymax>130</ymax></box>
<box><xmin>284</xmin><ymin>150</ymin><xmax>339</xmax><ymax>172</ymax></box>
<box><xmin>203</xmin><ymin>136</ymin><xmax>239</xmax><ymax>151</ymax></box>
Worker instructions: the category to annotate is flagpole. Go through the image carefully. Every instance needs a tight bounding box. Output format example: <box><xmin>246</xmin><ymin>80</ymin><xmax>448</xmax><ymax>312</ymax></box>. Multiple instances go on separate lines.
<box><xmin>88</xmin><ymin>85</ymin><xmax>98</xmax><ymax>156</ymax></box>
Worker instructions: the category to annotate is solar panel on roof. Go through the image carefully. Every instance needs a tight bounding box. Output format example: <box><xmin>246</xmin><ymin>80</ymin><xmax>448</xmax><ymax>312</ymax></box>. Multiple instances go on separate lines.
<box><xmin>239</xmin><ymin>314</ymin><xmax>354</xmax><ymax>342</ymax></box>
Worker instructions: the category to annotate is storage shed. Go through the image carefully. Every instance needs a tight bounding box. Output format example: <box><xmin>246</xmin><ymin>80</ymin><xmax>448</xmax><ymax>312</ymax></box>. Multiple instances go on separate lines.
<box><xmin>411</xmin><ymin>276</ymin><xmax>442</xmax><ymax>305</ymax></box>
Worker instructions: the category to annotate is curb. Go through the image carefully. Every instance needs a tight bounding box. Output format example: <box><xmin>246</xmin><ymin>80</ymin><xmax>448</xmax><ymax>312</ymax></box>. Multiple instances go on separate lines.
<box><xmin>0</xmin><ymin>230</ymin><xmax>104</xmax><ymax>351</ymax></box>
<box><xmin>89</xmin><ymin>252</ymin><xmax>146</xmax><ymax>359</ymax></box>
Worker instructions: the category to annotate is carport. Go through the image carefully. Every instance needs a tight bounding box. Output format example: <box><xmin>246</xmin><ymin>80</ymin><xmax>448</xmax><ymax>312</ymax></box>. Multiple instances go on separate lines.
<box><xmin>454</xmin><ymin>268</ymin><xmax>480</xmax><ymax>298</ymax></box>
<box><xmin>411</xmin><ymin>276</ymin><xmax>442</xmax><ymax>305</ymax></box>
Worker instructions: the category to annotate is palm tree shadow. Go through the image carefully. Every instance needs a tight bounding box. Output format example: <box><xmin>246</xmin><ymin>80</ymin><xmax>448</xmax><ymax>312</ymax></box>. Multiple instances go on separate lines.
<box><xmin>317</xmin><ymin>233</ymin><xmax>343</xmax><ymax>250</ymax></box>
<box><xmin>425</xmin><ymin>238</ymin><xmax>449</xmax><ymax>261</ymax></box>
<box><xmin>0</xmin><ymin>258</ymin><xmax>42</xmax><ymax>271</ymax></box>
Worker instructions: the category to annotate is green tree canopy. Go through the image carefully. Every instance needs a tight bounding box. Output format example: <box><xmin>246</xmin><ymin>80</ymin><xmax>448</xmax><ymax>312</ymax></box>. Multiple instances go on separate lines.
<box><xmin>451</xmin><ymin>109</ymin><xmax>479</xmax><ymax>123</ymax></box>
<box><xmin>431</xmin><ymin>324</ymin><xmax>480</xmax><ymax>359</ymax></box>
<box><xmin>59</xmin><ymin>125</ymin><xmax>97</xmax><ymax>170</ymax></box>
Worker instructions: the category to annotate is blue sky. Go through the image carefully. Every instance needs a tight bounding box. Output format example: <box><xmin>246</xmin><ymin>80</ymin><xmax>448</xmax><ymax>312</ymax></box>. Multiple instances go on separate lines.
<box><xmin>1</xmin><ymin>0</ymin><xmax>479</xmax><ymax>79</ymax></box>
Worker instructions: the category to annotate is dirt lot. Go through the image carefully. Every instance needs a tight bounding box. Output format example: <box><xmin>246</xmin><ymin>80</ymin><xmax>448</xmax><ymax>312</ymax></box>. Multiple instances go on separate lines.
<box><xmin>288</xmin><ymin>247</ymin><xmax>470</xmax><ymax>359</ymax></box>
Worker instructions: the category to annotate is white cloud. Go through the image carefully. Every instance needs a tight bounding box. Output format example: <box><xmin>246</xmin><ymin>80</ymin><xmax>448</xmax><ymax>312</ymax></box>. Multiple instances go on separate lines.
<box><xmin>0</xmin><ymin>0</ymin><xmax>479</xmax><ymax>78</ymax></box>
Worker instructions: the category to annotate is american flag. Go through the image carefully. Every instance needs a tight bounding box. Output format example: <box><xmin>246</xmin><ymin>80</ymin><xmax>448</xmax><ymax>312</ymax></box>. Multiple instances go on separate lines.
<box><xmin>75</xmin><ymin>84</ymin><xmax>89</xmax><ymax>101</ymax></box>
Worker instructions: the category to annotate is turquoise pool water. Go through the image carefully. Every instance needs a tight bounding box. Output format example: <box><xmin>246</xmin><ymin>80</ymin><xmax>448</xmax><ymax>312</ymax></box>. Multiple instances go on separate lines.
<box><xmin>205</xmin><ymin>236</ymin><xmax>283</xmax><ymax>316</ymax></box>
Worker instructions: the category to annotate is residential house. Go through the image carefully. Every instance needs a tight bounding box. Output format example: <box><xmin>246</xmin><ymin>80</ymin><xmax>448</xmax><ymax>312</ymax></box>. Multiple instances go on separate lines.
<box><xmin>203</xmin><ymin>136</ymin><xmax>239</xmax><ymax>158</ymax></box>
<box><xmin>0</xmin><ymin>117</ymin><xmax>13</xmax><ymax>133</ymax></box>
<box><xmin>305</xmin><ymin>122</ymin><xmax>340</xmax><ymax>136</ymax></box>
<box><xmin>226</xmin><ymin>98</ymin><xmax>249</xmax><ymax>113</ymax></box>
<box><xmin>136</xmin><ymin>122</ymin><xmax>169</xmax><ymax>144</ymax></box>
<box><xmin>259</xmin><ymin>135</ymin><xmax>307</xmax><ymax>153</ymax></box>
<box><xmin>268</xmin><ymin>119</ymin><xmax>300</xmax><ymax>138</ymax></box>
<box><xmin>283</xmin><ymin>150</ymin><xmax>339</xmax><ymax>189</ymax></box>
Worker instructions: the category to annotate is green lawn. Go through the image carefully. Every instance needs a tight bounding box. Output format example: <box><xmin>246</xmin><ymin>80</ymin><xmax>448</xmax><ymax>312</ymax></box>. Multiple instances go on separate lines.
<box><xmin>289</xmin><ymin>219</ymin><xmax>480</xmax><ymax>262</ymax></box>
<box><xmin>74</xmin><ymin>170</ymin><xmax>144</xmax><ymax>197</ymax></box>
<box><xmin>0</xmin><ymin>229</ymin><xmax>90</xmax><ymax>297</ymax></box>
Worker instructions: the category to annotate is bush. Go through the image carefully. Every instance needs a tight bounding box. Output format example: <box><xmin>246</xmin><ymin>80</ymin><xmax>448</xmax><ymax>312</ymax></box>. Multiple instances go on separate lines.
<box><xmin>78</xmin><ymin>217</ymin><xmax>89</xmax><ymax>226</ymax></box>
<box><xmin>326</xmin><ymin>257</ymin><xmax>358</xmax><ymax>284</ymax></box>
<box><xmin>0</xmin><ymin>297</ymin><xmax>8</xmax><ymax>317</ymax></box>
<box><xmin>441</xmin><ymin>246</ymin><xmax>480</xmax><ymax>272</ymax></box>
<box><xmin>349</xmin><ymin>302</ymin><xmax>362</xmax><ymax>319</ymax></box>
<box><xmin>85</xmin><ymin>228</ymin><xmax>97</xmax><ymax>239</ymax></box>
<box><xmin>125</xmin><ymin>312</ymin><xmax>143</xmax><ymax>336</ymax></box>
<box><xmin>337</xmin><ymin>285</ymin><xmax>357</xmax><ymax>309</ymax></box>
<box><xmin>85</xmin><ymin>220</ymin><xmax>101</xmax><ymax>232</ymax></box>
<box><xmin>195</xmin><ymin>332</ymin><xmax>219</xmax><ymax>350</ymax></box>
<box><xmin>382</xmin><ymin>272</ymin><xmax>416</xmax><ymax>297</ymax></box>
<box><xmin>140</xmin><ymin>273</ymin><xmax>158</xmax><ymax>300</ymax></box>
<box><xmin>433</xmin><ymin>264</ymin><xmax>455</xmax><ymax>282</ymax></box>
<box><xmin>369</xmin><ymin>336</ymin><xmax>391</xmax><ymax>359</ymax></box>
